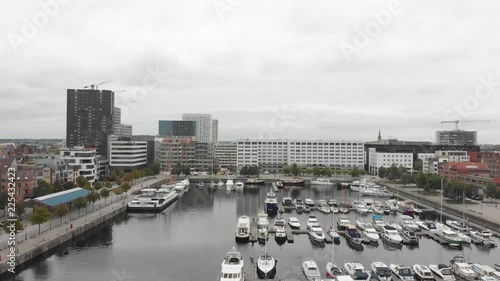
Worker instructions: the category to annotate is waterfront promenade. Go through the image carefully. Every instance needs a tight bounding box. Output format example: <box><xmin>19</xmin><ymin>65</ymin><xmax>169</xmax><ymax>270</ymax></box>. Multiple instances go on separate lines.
<box><xmin>0</xmin><ymin>175</ymin><xmax>164</xmax><ymax>274</ymax></box>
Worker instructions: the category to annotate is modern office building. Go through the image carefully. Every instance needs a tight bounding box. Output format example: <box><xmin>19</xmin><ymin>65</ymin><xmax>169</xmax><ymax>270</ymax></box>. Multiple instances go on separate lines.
<box><xmin>236</xmin><ymin>139</ymin><xmax>365</xmax><ymax>173</ymax></box>
<box><xmin>368</xmin><ymin>148</ymin><xmax>413</xmax><ymax>175</ymax></box>
<box><xmin>113</xmin><ymin>107</ymin><xmax>121</xmax><ymax>132</ymax></box>
<box><xmin>60</xmin><ymin>147</ymin><xmax>99</xmax><ymax>185</ymax></box>
<box><xmin>66</xmin><ymin>89</ymin><xmax>115</xmax><ymax>157</ymax></box>
<box><xmin>158</xmin><ymin>120</ymin><xmax>196</xmax><ymax>137</ymax></box>
<box><xmin>215</xmin><ymin>141</ymin><xmax>237</xmax><ymax>170</ymax></box>
<box><xmin>182</xmin><ymin>114</ymin><xmax>213</xmax><ymax>143</ymax></box>
<box><xmin>212</xmin><ymin>119</ymin><xmax>219</xmax><ymax>144</ymax></box>
<box><xmin>108</xmin><ymin>140</ymin><xmax>147</xmax><ymax>171</ymax></box>
<box><xmin>155</xmin><ymin>138</ymin><xmax>213</xmax><ymax>172</ymax></box>
<box><xmin>436</xmin><ymin>130</ymin><xmax>477</xmax><ymax>145</ymax></box>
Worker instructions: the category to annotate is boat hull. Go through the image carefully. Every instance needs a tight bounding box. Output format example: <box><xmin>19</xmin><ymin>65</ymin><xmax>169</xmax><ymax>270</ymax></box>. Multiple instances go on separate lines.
<box><xmin>127</xmin><ymin>196</ymin><xmax>178</xmax><ymax>213</ymax></box>
<box><xmin>266</xmin><ymin>203</ymin><xmax>278</xmax><ymax>216</ymax></box>
<box><xmin>257</xmin><ymin>264</ymin><xmax>277</xmax><ymax>279</ymax></box>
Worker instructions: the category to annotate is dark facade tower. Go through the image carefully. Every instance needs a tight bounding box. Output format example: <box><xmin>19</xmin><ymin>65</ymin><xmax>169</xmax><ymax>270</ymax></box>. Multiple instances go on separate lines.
<box><xmin>66</xmin><ymin>89</ymin><xmax>115</xmax><ymax>157</ymax></box>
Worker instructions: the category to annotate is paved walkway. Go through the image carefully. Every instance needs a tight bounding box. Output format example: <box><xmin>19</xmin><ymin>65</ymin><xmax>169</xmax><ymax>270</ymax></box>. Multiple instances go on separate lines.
<box><xmin>382</xmin><ymin>183</ymin><xmax>500</xmax><ymax>225</ymax></box>
<box><xmin>0</xmin><ymin>175</ymin><xmax>163</xmax><ymax>264</ymax></box>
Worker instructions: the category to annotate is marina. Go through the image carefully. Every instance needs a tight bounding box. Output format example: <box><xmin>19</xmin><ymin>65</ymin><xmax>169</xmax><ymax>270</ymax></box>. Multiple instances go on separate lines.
<box><xmin>2</xmin><ymin>181</ymin><xmax>500</xmax><ymax>280</ymax></box>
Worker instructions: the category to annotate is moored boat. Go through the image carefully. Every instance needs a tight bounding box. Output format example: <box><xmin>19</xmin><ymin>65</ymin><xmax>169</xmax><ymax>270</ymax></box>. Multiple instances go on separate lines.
<box><xmin>345</xmin><ymin>224</ymin><xmax>363</xmax><ymax>245</ymax></box>
<box><xmin>288</xmin><ymin>217</ymin><xmax>301</xmax><ymax>229</ymax></box>
<box><xmin>371</xmin><ymin>262</ymin><xmax>391</xmax><ymax>281</ymax></box>
<box><xmin>303</xmin><ymin>259</ymin><xmax>322</xmax><ymax>281</ymax></box>
<box><xmin>337</xmin><ymin>216</ymin><xmax>351</xmax><ymax>231</ymax></box>
<box><xmin>429</xmin><ymin>264</ymin><xmax>455</xmax><ymax>281</ymax></box>
<box><xmin>451</xmin><ymin>263</ymin><xmax>477</xmax><ymax>281</ymax></box>
<box><xmin>311</xmin><ymin>178</ymin><xmax>334</xmax><ymax>186</ymax></box>
<box><xmin>470</xmin><ymin>229</ymin><xmax>496</xmax><ymax>247</ymax></box>
<box><xmin>246</xmin><ymin>178</ymin><xmax>266</xmax><ymax>185</ymax></box>
<box><xmin>282</xmin><ymin>179</ymin><xmax>305</xmax><ymax>186</ymax></box>
<box><xmin>380</xmin><ymin>225</ymin><xmax>403</xmax><ymax>245</ymax></box>
<box><xmin>235</xmin><ymin>215</ymin><xmax>251</xmax><ymax>242</ymax></box>
<box><xmin>265</xmin><ymin>189</ymin><xmax>278</xmax><ymax>216</ymax></box>
<box><xmin>219</xmin><ymin>247</ymin><xmax>245</xmax><ymax>281</ymax></box>
<box><xmin>413</xmin><ymin>265</ymin><xmax>434</xmax><ymax>281</ymax></box>
<box><xmin>390</xmin><ymin>264</ymin><xmax>414</xmax><ymax>281</ymax></box>
<box><xmin>127</xmin><ymin>190</ymin><xmax>178</xmax><ymax>212</ymax></box>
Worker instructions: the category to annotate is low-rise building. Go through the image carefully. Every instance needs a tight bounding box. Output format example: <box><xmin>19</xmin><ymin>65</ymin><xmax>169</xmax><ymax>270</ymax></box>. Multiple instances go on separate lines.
<box><xmin>60</xmin><ymin>147</ymin><xmax>98</xmax><ymax>185</ymax></box>
<box><xmin>439</xmin><ymin>162</ymin><xmax>490</xmax><ymax>181</ymax></box>
<box><xmin>108</xmin><ymin>140</ymin><xmax>147</xmax><ymax>171</ymax></box>
<box><xmin>369</xmin><ymin>148</ymin><xmax>413</xmax><ymax>175</ymax></box>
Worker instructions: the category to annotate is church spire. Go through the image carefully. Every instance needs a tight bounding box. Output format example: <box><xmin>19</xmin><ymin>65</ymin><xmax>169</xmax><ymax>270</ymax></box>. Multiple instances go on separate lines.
<box><xmin>377</xmin><ymin>129</ymin><xmax>382</xmax><ymax>142</ymax></box>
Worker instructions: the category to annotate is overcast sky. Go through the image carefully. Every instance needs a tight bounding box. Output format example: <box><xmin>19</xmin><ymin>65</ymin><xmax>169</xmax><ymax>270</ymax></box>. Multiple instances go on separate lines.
<box><xmin>1</xmin><ymin>0</ymin><xmax>499</xmax><ymax>143</ymax></box>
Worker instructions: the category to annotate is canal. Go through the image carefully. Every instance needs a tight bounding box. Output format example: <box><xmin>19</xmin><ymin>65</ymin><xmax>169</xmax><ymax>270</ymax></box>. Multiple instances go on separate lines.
<box><xmin>5</xmin><ymin>184</ymin><xmax>499</xmax><ymax>281</ymax></box>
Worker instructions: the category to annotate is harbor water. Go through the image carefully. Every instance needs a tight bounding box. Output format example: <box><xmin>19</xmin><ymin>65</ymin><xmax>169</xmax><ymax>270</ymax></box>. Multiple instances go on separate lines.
<box><xmin>5</xmin><ymin>183</ymin><xmax>499</xmax><ymax>281</ymax></box>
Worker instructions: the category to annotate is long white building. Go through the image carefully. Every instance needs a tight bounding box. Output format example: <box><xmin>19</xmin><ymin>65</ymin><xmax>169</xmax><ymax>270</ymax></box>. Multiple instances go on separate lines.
<box><xmin>368</xmin><ymin>148</ymin><xmax>413</xmax><ymax>175</ymax></box>
<box><xmin>109</xmin><ymin>140</ymin><xmax>147</xmax><ymax>170</ymax></box>
<box><xmin>60</xmin><ymin>147</ymin><xmax>98</xmax><ymax>185</ymax></box>
<box><xmin>236</xmin><ymin>139</ymin><xmax>365</xmax><ymax>173</ymax></box>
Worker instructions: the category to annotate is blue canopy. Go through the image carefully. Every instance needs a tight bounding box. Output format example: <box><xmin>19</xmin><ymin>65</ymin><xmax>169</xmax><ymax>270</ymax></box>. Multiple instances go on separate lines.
<box><xmin>34</xmin><ymin>188</ymin><xmax>90</xmax><ymax>207</ymax></box>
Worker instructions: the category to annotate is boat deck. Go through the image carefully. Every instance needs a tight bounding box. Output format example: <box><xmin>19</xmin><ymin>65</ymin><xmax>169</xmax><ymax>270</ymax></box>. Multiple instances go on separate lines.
<box><xmin>244</xmin><ymin>261</ymin><xmax>311</xmax><ymax>281</ymax></box>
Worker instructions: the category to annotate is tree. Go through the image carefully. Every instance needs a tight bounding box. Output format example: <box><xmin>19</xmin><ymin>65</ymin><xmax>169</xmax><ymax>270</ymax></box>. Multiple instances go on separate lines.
<box><xmin>378</xmin><ymin>166</ymin><xmax>387</xmax><ymax>178</ymax></box>
<box><xmin>73</xmin><ymin>197</ymin><xmax>87</xmax><ymax>217</ymax></box>
<box><xmin>93</xmin><ymin>181</ymin><xmax>103</xmax><ymax>191</ymax></box>
<box><xmin>3</xmin><ymin>220</ymin><xmax>24</xmax><ymax>233</ymax></box>
<box><xmin>400</xmin><ymin>172</ymin><xmax>411</xmax><ymax>186</ymax></box>
<box><xmin>133</xmin><ymin>169</ymin><xmax>142</xmax><ymax>181</ymax></box>
<box><xmin>104</xmin><ymin>181</ymin><xmax>112</xmax><ymax>189</ymax></box>
<box><xmin>143</xmin><ymin>167</ymin><xmax>153</xmax><ymax>178</ymax></box>
<box><xmin>54</xmin><ymin>204</ymin><xmax>69</xmax><ymax>225</ymax></box>
<box><xmin>123</xmin><ymin>173</ymin><xmax>134</xmax><ymax>183</ymax></box>
<box><xmin>113</xmin><ymin>187</ymin><xmax>124</xmax><ymax>197</ymax></box>
<box><xmin>313</xmin><ymin>167</ymin><xmax>321</xmax><ymax>176</ymax></box>
<box><xmin>240</xmin><ymin>165</ymin><xmax>249</xmax><ymax>176</ymax></box>
<box><xmin>282</xmin><ymin>166</ymin><xmax>291</xmax><ymax>175</ymax></box>
<box><xmin>53</xmin><ymin>179</ymin><xmax>64</xmax><ymax>193</ymax></box>
<box><xmin>15</xmin><ymin>201</ymin><xmax>25</xmax><ymax>217</ymax></box>
<box><xmin>305</xmin><ymin>168</ymin><xmax>313</xmax><ymax>175</ymax></box>
<box><xmin>248</xmin><ymin>165</ymin><xmax>260</xmax><ymax>176</ymax></box>
<box><xmin>34</xmin><ymin>180</ymin><xmax>53</xmax><ymax>197</ymax></box>
<box><xmin>63</xmin><ymin>181</ymin><xmax>75</xmax><ymax>191</ymax></box>
<box><xmin>76</xmin><ymin>176</ymin><xmax>91</xmax><ymax>190</ymax></box>
<box><xmin>351</xmin><ymin>168</ymin><xmax>361</xmax><ymax>178</ymax></box>
<box><xmin>150</xmin><ymin>162</ymin><xmax>161</xmax><ymax>175</ymax></box>
<box><xmin>414</xmin><ymin>159</ymin><xmax>423</xmax><ymax>172</ymax></box>
<box><xmin>290</xmin><ymin>163</ymin><xmax>301</xmax><ymax>176</ymax></box>
<box><xmin>121</xmin><ymin>182</ymin><xmax>132</xmax><ymax>195</ymax></box>
<box><xmin>100</xmin><ymin>188</ymin><xmax>110</xmax><ymax>205</ymax></box>
<box><xmin>86</xmin><ymin>191</ymin><xmax>101</xmax><ymax>211</ymax></box>
<box><xmin>182</xmin><ymin>166</ymin><xmax>191</xmax><ymax>175</ymax></box>
<box><xmin>423</xmin><ymin>182</ymin><xmax>431</xmax><ymax>193</ymax></box>
<box><xmin>30</xmin><ymin>205</ymin><xmax>52</xmax><ymax>234</ymax></box>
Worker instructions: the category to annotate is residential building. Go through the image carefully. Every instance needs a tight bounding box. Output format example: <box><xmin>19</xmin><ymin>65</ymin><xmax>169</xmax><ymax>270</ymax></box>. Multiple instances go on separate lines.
<box><xmin>439</xmin><ymin>162</ymin><xmax>490</xmax><ymax>181</ymax></box>
<box><xmin>182</xmin><ymin>114</ymin><xmax>213</xmax><ymax>143</ymax></box>
<box><xmin>0</xmin><ymin>158</ymin><xmax>18</xmax><ymax>194</ymax></box>
<box><xmin>108</xmin><ymin>140</ymin><xmax>147</xmax><ymax>171</ymax></box>
<box><xmin>60</xmin><ymin>147</ymin><xmax>98</xmax><ymax>185</ymax></box>
<box><xmin>417</xmin><ymin>153</ymin><xmax>436</xmax><ymax>173</ymax></box>
<box><xmin>156</xmin><ymin>138</ymin><xmax>213</xmax><ymax>172</ymax></box>
<box><xmin>158</xmin><ymin>120</ymin><xmax>196</xmax><ymax>137</ymax></box>
<box><xmin>66</xmin><ymin>89</ymin><xmax>115</xmax><ymax>157</ymax></box>
<box><xmin>236</xmin><ymin>139</ymin><xmax>365</xmax><ymax>173</ymax></box>
<box><xmin>479</xmin><ymin>152</ymin><xmax>500</xmax><ymax>178</ymax></box>
<box><xmin>368</xmin><ymin>148</ymin><xmax>413</xmax><ymax>175</ymax></box>
<box><xmin>14</xmin><ymin>170</ymin><xmax>37</xmax><ymax>198</ymax></box>
<box><xmin>436</xmin><ymin>130</ymin><xmax>477</xmax><ymax>145</ymax></box>
<box><xmin>35</xmin><ymin>157</ymin><xmax>71</xmax><ymax>183</ymax></box>
<box><xmin>212</xmin><ymin>119</ymin><xmax>219</xmax><ymax>144</ymax></box>
<box><xmin>215</xmin><ymin>141</ymin><xmax>237</xmax><ymax>170</ymax></box>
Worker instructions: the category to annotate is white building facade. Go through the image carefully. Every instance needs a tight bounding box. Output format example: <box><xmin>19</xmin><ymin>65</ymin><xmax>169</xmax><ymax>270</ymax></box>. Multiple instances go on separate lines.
<box><xmin>368</xmin><ymin>148</ymin><xmax>413</xmax><ymax>175</ymax></box>
<box><xmin>109</xmin><ymin>141</ymin><xmax>147</xmax><ymax>170</ymax></box>
<box><xmin>237</xmin><ymin>139</ymin><xmax>365</xmax><ymax>173</ymax></box>
<box><xmin>182</xmin><ymin>113</ymin><xmax>213</xmax><ymax>143</ymax></box>
<box><xmin>60</xmin><ymin>147</ymin><xmax>98</xmax><ymax>184</ymax></box>
<box><xmin>211</xmin><ymin>119</ymin><xmax>219</xmax><ymax>144</ymax></box>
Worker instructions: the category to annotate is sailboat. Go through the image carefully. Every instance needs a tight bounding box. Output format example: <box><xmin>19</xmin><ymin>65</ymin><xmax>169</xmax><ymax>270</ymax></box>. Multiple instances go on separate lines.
<box><xmin>326</xmin><ymin>205</ymin><xmax>342</xmax><ymax>279</ymax></box>
<box><xmin>256</xmin><ymin>233</ymin><xmax>277</xmax><ymax>279</ymax></box>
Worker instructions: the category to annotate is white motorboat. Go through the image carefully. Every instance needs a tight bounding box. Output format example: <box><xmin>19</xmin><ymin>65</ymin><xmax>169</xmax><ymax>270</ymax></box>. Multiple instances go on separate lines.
<box><xmin>345</xmin><ymin>225</ymin><xmax>363</xmax><ymax>245</ymax></box>
<box><xmin>311</xmin><ymin>178</ymin><xmax>334</xmax><ymax>186</ymax></box>
<box><xmin>282</xmin><ymin>197</ymin><xmax>293</xmax><ymax>207</ymax></box>
<box><xmin>413</xmin><ymin>265</ymin><xmax>434</xmax><ymax>281</ymax></box>
<box><xmin>356</xmin><ymin>203</ymin><xmax>369</xmax><ymax>214</ymax></box>
<box><xmin>226</xmin><ymin>179</ymin><xmax>235</xmax><ymax>191</ymax></box>
<box><xmin>326</xmin><ymin>261</ymin><xmax>344</xmax><ymax>279</ymax></box>
<box><xmin>401</xmin><ymin>230</ymin><xmax>419</xmax><ymax>245</ymax></box>
<box><xmin>399</xmin><ymin>215</ymin><xmax>419</xmax><ymax>232</ymax></box>
<box><xmin>415</xmin><ymin>220</ymin><xmax>429</xmax><ymax>232</ymax></box>
<box><xmin>451</xmin><ymin>263</ymin><xmax>477</xmax><ymax>281</ymax></box>
<box><xmin>307</xmin><ymin>216</ymin><xmax>320</xmax><ymax>229</ymax></box>
<box><xmin>423</xmin><ymin>221</ymin><xmax>438</xmax><ymax>233</ymax></box>
<box><xmin>457</xmin><ymin>231</ymin><xmax>471</xmax><ymax>244</ymax></box>
<box><xmin>257</xmin><ymin>228</ymin><xmax>269</xmax><ymax>243</ymax></box>
<box><xmin>331</xmin><ymin>207</ymin><xmax>339</xmax><ymax>214</ymax></box>
<box><xmin>265</xmin><ymin>189</ymin><xmax>279</xmax><ymax>216</ymax></box>
<box><xmin>388</xmin><ymin>221</ymin><xmax>403</xmax><ymax>232</ymax></box>
<box><xmin>174</xmin><ymin>178</ymin><xmax>190</xmax><ymax>191</ymax></box>
<box><xmin>385</xmin><ymin>199</ymin><xmax>398</xmax><ymax>212</ymax></box>
<box><xmin>328</xmin><ymin>226</ymin><xmax>341</xmax><ymax>243</ymax></box>
<box><xmin>320</xmin><ymin>206</ymin><xmax>332</xmax><ymax>214</ymax></box>
<box><xmin>470</xmin><ymin>264</ymin><xmax>499</xmax><ymax>280</ymax></box>
<box><xmin>446</xmin><ymin>220</ymin><xmax>471</xmax><ymax>233</ymax></box>
<box><xmin>235</xmin><ymin>215</ymin><xmax>251</xmax><ymax>242</ymax></box>
<box><xmin>429</xmin><ymin>264</ymin><xmax>455</xmax><ymax>281</ymax></box>
<box><xmin>210</xmin><ymin>181</ymin><xmax>216</xmax><ymax>188</ymax></box>
<box><xmin>435</xmin><ymin>226</ymin><xmax>463</xmax><ymax>247</ymax></box>
<box><xmin>127</xmin><ymin>190</ymin><xmax>178</xmax><ymax>212</ymax></box>
<box><xmin>274</xmin><ymin>216</ymin><xmax>286</xmax><ymax>228</ymax></box>
<box><xmin>337</xmin><ymin>216</ymin><xmax>351</xmax><ymax>231</ymax></box>
<box><xmin>217</xmin><ymin>180</ymin><xmax>224</xmax><ymax>187</ymax></box>
<box><xmin>371</xmin><ymin>262</ymin><xmax>391</xmax><ymax>281</ymax></box>
<box><xmin>257</xmin><ymin>212</ymin><xmax>269</xmax><ymax>229</ymax></box>
<box><xmin>305</xmin><ymin>198</ymin><xmax>315</xmax><ymax>207</ymax></box>
<box><xmin>256</xmin><ymin>254</ymin><xmax>276</xmax><ymax>279</ymax></box>
<box><xmin>470</xmin><ymin>230</ymin><xmax>496</xmax><ymax>247</ymax></box>
<box><xmin>372</xmin><ymin>215</ymin><xmax>385</xmax><ymax>231</ymax></box>
<box><xmin>327</xmin><ymin>198</ymin><xmax>337</xmax><ymax>206</ymax></box>
<box><xmin>344</xmin><ymin>262</ymin><xmax>371</xmax><ymax>281</ymax></box>
<box><xmin>219</xmin><ymin>247</ymin><xmax>245</xmax><ymax>281</ymax></box>
<box><xmin>196</xmin><ymin>182</ymin><xmax>204</xmax><ymax>188</ymax></box>
<box><xmin>380</xmin><ymin>225</ymin><xmax>403</xmax><ymax>244</ymax></box>
<box><xmin>235</xmin><ymin>181</ymin><xmax>244</xmax><ymax>191</ymax></box>
<box><xmin>274</xmin><ymin>227</ymin><xmax>287</xmax><ymax>244</ymax></box>
<box><xmin>356</xmin><ymin>219</ymin><xmax>366</xmax><ymax>231</ymax></box>
<box><xmin>362</xmin><ymin>224</ymin><xmax>380</xmax><ymax>243</ymax></box>
<box><xmin>390</xmin><ymin>264</ymin><xmax>414</xmax><ymax>281</ymax></box>
<box><xmin>288</xmin><ymin>217</ymin><xmax>301</xmax><ymax>229</ymax></box>
<box><xmin>449</xmin><ymin>255</ymin><xmax>466</xmax><ymax>265</ymax></box>
<box><xmin>309</xmin><ymin>226</ymin><xmax>326</xmax><ymax>243</ymax></box>
<box><xmin>318</xmin><ymin>199</ymin><xmax>328</xmax><ymax>206</ymax></box>
<box><xmin>303</xmin><ymin>259</ymin><xmax>322</xmax><ymax>281</ymax></box>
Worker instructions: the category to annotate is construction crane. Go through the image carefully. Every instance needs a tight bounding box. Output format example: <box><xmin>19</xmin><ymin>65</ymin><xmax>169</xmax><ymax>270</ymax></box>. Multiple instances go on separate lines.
<box><xmin>83</xmin><ymin>80</ymin><xmax>112</xmax><ymax>90</ymax></box>
<box><xmin>441</xmin><ymin>119</ymin><xmax>496</xmax><ymax>130</ymax></box>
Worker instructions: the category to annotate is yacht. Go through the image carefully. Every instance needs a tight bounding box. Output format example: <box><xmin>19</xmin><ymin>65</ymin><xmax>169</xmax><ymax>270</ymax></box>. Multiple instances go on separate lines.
<box><xmin>318</xmin><ymin>199</ymin><xmax>328</xmax><ymax>206</ymax></box>
<box><xmin>345</xmin><ymin>225</ymin><xmax>363</xmax><ymax>245</ymax></box>
<box><xmin>217</xmin><ymin>180</ymin><xmax>224</xmax><ymax>187</ymax></box>
<box><xmin>235</xmin><ymin>215</ymin><xmax>251</xmax><ymax>242</ymax></box>
<box><xmin>371</xmin><ymin>262</ymin><xmax>391</xmax><ymax>281</ymax></box>
<box><xmin>344</xmin><ymin>262</ymin><xmax>371</xmax><ymax>281</ymax></box>
<box><xmin>174</xmin><ymin>178</ymin><xmax>190</xmax><ymax>191</ymax></box>
<box><xmin>449</xmin><ymin>255</ymin><xmax>466</xmax><ymax>265</ymax></box>
<box><xmin>311</xmin><ymin>178</ymin><xmax>334</xmax><ymax>186</ymax></box>
<box><xmin>470</xmin><ymin>264</ymin><xmax>499</xmax><ymax>279</ymax></box>
<box><xmin>219</xmin><ymin>247</ymin><xmax>245</xmax><ymax>281</ymax></box>
<box><xmin>372</xmin><ymin>215</ymin><xmax>386</xmax><ymax>231</ymax></box>
<box><xmin>337</xmin><ymin>216</ymin><xmax>351</xmax><ymax>231</ymax></box>
<box><xmin>307</xmin><ymin>216</ymin><xmax>320</xmax><ymax>229</ymax></box>
<box><xmin>362</xmin><ymin>224</ymin><xmax>380</xmax><ymax>243</ymax></box>
<box><xmin>226</xmin><ymin>179</ymin><xmax>235</xmax><ymax>191</ymax></box>
<box><xmin>288</xmin><ymin>217</ymin><xmax>301</xmax><ymax>229</ymax></box>
<box><xmin>282</xmin><ymin>197</ymin><xmax>293</xmax><ymax>207</ymax></box>
<box><xmin>470</xmin><ymin>230</ymin><xmax>496</xmax><ymax>247</ymax></box>
<box><xmin>326</xmin><ymin>261</ymin><xmax>344</xmax><ymax>279</ymax></box>
<box><xmin>320</xmin><ymin>206</ymin><xmax>332</xmax><ymax>214</ymax></box>
<box><xmin>328</xmin><ymin>226</ymin><xmax>341</xmax><ymax>243</ymax></box>
<box><xmin>256</xmin><ymin>254</ymin><xmax>277</xmax><ymax>279</ymax></box>
<box><xmin>304</xmin><ymin>198</ymin><xmax>315</xmax><ymax>207</ymax></box>
<box><xmin>388</xmin><ymin>221</ymin><xmax>403</xmax><ymax>232</ymax></box>
<box><xmin>385</xmin><ymin>199</ymin><xmax>398</xmax><ymax>212</ymax></box>
<box><xmin>246</xmin><ymin>179</ymin><xmax>266</xmax><ymax>185</ymax></box>
<box><xmin>435</xmin><ymin>228</ymin><xmax>463</xmax><ymax>247</ymax></box>
<box><xmin>428</xmin><ymin>264</ymin><xmax>455</xmax><ymax>281</ymax></box>
<box><xmin>235</xmin><ymin>181</ymin><xmax>244</xmax><ymax>191</ymax></box>
<box><xmin>196</xmin><ymin>182</ymin><xmax>204</xmax><ymax>188</ymax></box>
<box><xmin>276</xmin><ymin>181</ymin><xmax>284</xmax><ymax>188</ymax></box>
<box><xmin>446</xmin><ymin>220</ymin><xmax>470</xmax><ymax>233</ymax></box>
<box><xmin>399</xmin><ymin>215</ymin><xmax>419</xmax><ymax>232</ymax></box>
<box><xmin>304</xmin><ymin>205</ymin><xmax>311</xmax><ymax>213</ymax></box>
<box><xmin>274</xmin><ymin>217</ymin><xmax>286</xmax><ymax>228</ymax></box>
<box><xmin>390</xmin><ymin>264</ymin><xmax>414</xmax><ymax>281</ymax></box>
<box><xmin>257</xmin><ymin>228</ymin><xmax>269</xmax><ymax>243</ymax></box>
<box><xmin>282</xmin><ymin>179</ymin><xmax>305</xmax><ymax>186</ymax></box>
<box><xmin>380</xmin><ymin>225</ymin><xmax>403</xmax><ymax>244</ymax></box>
<box><xmin>274</xmin><ymin>227</ymin><xmax>287</xmax><ymax>244</ymax></box>
<box><xmin>356</xmin><ymin>203</ymin><xmax>369</xmax><ymax>214</ymax></box>
<box><xmin>327</xmin><ymin>198</ymin><xmax>337</xmax><ymax>206</ymax></box>
<box><xmin>258</xmin><ymin>212</ymin><xmax>269</xmax><ymax>229</ymax></box>
<box><xmin>413</xmin><ymin>265</ymin><xmax>434</xmax><ymax>281</ymax></box>
<box><xmin>303</xmin><ymin>259</ymin><xmax>322</xmax><ymax>281</ymax></box>
<box><xmin>451</xmin><ymin>263</ymin><xmax>477</xmax><ymax>281</ymax></box>
<box><xmin>309</xmin><ymin>226</ymin><xmax>326</xmax><ymax>243</ymax></box>
<box><xmin>127</xmin><ymin>190</ymin><xmax>178</xmax><ymax>212</ymax></box>
<box><xmin>265</xmin><ymin>190</ymin><xmax>278</xmax><ymax>216</ymax></box>
<box><xmin>401</xmin><ymin>230</ymin><xmax>419</xmax><ymax>245</ymax></box>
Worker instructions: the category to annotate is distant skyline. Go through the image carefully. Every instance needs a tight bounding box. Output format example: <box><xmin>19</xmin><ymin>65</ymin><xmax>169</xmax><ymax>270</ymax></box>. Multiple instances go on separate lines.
<box><xmin>1</xmin><ymin>0</ymin><xmax>499</xmax><ymax>143</ymax></box>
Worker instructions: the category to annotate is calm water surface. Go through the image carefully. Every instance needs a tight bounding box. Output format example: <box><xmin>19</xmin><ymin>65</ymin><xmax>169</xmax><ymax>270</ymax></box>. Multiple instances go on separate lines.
<box><xmin>6</xmin><ymin>184</ymin><xmax>499</xmax><ymax>281</ymax></box>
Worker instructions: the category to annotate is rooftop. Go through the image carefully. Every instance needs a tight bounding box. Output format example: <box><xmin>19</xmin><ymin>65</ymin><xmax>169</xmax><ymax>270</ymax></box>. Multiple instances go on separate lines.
<box><xmin>34</xmin><ymin>188</ymin><xmax>90</xmax><ymax>207</ymax></box>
